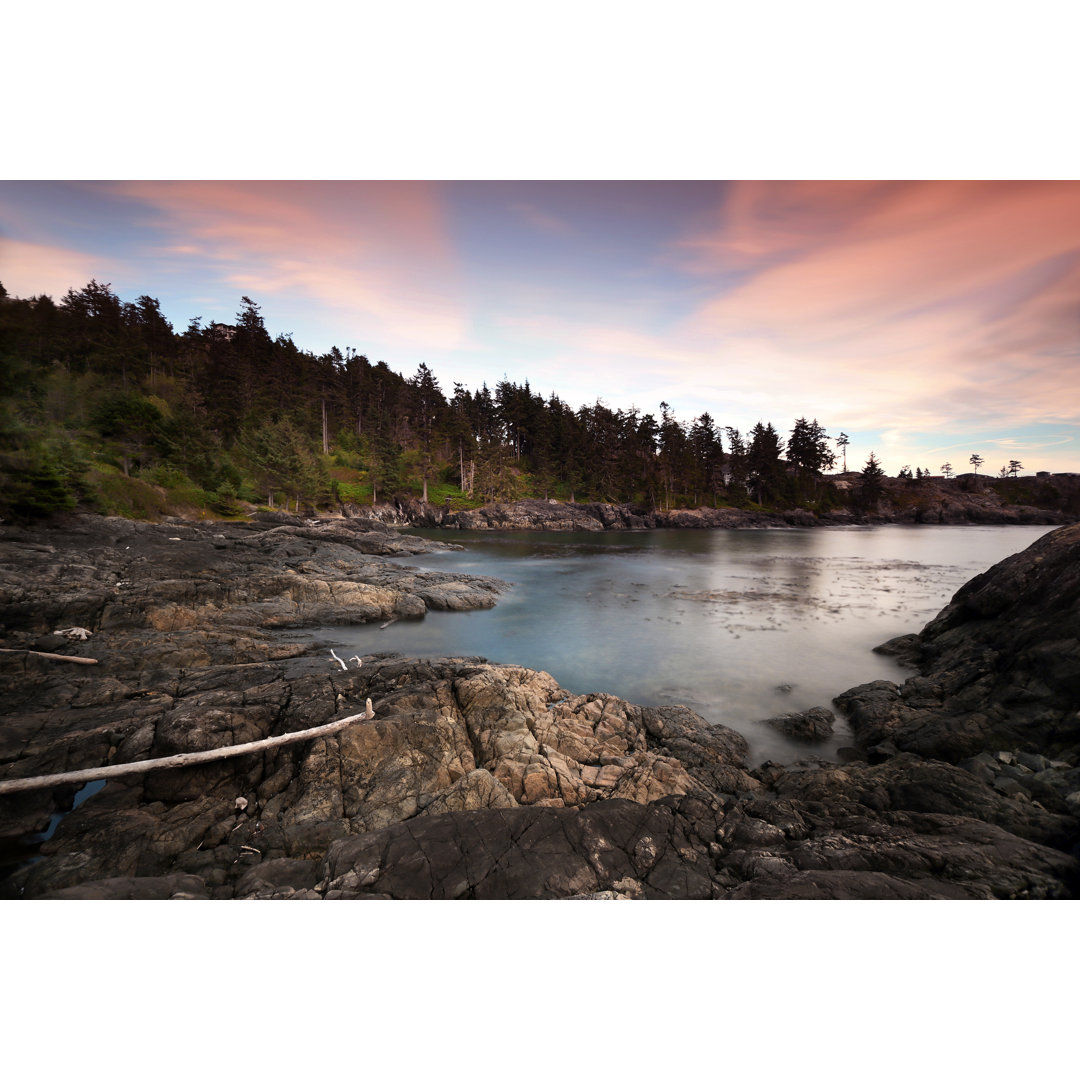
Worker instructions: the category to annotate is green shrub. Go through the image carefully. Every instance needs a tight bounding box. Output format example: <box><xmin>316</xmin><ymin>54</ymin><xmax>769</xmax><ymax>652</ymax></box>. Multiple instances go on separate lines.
<box><xmin>0</xmin><ymin>446</ymin><xmax>78</xmax><ymax>520</ymax></box>
<box><xmin>88</xmin><ymin>468</ymin><xmax>170</xmax><ymax>520</ymax></box>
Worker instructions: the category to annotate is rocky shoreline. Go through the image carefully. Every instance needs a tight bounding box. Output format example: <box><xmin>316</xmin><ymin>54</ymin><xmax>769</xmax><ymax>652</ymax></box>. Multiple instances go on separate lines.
<box><xmin>1</xmin><ymin>514</ymin><xmax>1078</xmax><ymax>899</ymax></box>
<box><xmin>347</xmin><ymin>487</ymin><xmax>1072</xmax><ymax>532</ymax></box>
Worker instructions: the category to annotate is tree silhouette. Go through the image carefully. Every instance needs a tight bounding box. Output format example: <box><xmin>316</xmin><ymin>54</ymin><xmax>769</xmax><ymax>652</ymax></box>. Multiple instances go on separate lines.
<box><xmin>747</xmin><ymin>421</ymin><xmax>785</xmax><ymax>505</ymax></box>
<box><xmin>788</xmin><ymin>417</ymin><xmax>835</xmax><ymax>475</ymax></box>
<box><xmin>410</xmin><ymin>362</ymin><xmax>441</xmax><ymax>502</ymax></box>
<box><xmin>836</xmin><ymin>432</ymin><xmax>850</xmax><ymax>472</ymax></box>
<box><xmin>859</xmin><ymin>452</ymin><xmax>885</xmax><ymax>509</ymax></box>
<box><xmin>941</xmin><ymin>462</ymin><xmax>954</xmax><ymax>479</ymax></box>
<box><xmin>969</xmin><ymin>453</ymin><xmax>984</xmax><ymax>474</ymax></box>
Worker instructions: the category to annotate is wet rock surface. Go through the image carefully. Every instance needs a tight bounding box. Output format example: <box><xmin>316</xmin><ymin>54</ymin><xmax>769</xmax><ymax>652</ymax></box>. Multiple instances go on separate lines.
<box><xmin>2</xmin><ymin>516</ymin><xmax>1079</xmax><ymax>899</ymax></box>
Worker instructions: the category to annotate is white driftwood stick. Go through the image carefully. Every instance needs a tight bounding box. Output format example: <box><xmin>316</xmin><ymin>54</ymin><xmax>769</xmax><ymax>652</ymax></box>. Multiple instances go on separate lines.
<box><xmin>0</xmin><ymin>701</ymin><xmax>376</xmax><ymax>796</ymax></box>
<box><xmin>0</xmin><ymin>648</ymin><xmax>98</xmax><ymax>665</ymax></box>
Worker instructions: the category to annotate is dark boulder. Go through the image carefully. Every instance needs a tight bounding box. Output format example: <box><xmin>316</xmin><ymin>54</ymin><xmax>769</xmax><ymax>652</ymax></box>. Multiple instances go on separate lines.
<box><xmin>764</xmin><ymin>706</ymin><xmax>836</xmax><ymax>742</ymax></box>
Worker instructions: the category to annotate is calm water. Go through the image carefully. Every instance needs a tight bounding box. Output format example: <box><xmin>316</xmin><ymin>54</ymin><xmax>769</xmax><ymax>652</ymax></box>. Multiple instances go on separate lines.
<box><xmin>315</xmin><ymin>525</ymin><xmax>1055</xmax><ymax>764</ymax></box>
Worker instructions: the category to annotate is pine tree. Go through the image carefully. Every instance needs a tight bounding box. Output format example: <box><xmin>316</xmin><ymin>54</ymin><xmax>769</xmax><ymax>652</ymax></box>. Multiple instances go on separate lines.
<box><xmin>747</xmin><ymin>421</ymin><xmax>785</xmax><ymax>504</ymax></box>
<box><xmin>410</xmin><ymin>362</ymin><xmax>443</xmax><ymax>502</ymax></box>
<box><xmin>788</xmin><ymin>418</ymin><xmax>835</xmax><ymax>475</ymax></box>
<box><xmin>689</xmin><ymin>412</ymin><xmax>723</xmax><ymax>505</ymax></box>
<box><xmin>859</xmin><ymin>452</ymin><xmax>886</xmax><ymax>509</ymax></box>
<box><xmin>836</xmin><ymin>432</ymin><xmax>850</xmax><ymax>472</ymax></box>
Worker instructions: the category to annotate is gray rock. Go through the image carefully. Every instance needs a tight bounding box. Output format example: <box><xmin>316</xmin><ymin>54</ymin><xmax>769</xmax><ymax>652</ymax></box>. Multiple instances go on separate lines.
<box><xmin>764</xmin><ymin>706</ymin><xmax>836</xmax><ymax>743</ymax></box>
<box><xmin>1016</xmin><ymin>751</ymin><xmax>1052</xmax><ymax>773</ymax></box>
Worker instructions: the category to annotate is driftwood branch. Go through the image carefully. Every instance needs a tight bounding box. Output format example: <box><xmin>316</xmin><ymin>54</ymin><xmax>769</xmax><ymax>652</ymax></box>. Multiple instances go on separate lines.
<box><xmin>0</xmin><ymin>699</ymin><xmax>376</xmax><ymax>796</ymax></box>
<box><xmin>0</xmin><ymin>648</ymin><xmax>98</xmax><ymax>665</ymax></box>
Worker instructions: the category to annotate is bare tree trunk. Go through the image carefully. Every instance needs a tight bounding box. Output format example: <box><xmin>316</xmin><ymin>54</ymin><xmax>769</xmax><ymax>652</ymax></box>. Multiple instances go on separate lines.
<box><xmin>322</xmin><ymin>398</ymin><xmax>330</xmax><ymax>455</ymax></box>
<box><xmin>0</xmin><ymin>649</ymin><xmax>98</xmax><ymax>665</ymax></box>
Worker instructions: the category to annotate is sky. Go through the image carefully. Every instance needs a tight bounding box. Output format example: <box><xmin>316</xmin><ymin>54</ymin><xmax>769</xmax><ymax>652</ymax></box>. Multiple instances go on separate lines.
<box><xmin>2</xmin><ymin>179</ymin><xmax>1079</xmax><ymax>477</ymax></box>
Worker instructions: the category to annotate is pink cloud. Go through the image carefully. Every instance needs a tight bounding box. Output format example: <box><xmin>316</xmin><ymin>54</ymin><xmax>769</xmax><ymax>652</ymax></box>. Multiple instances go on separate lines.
<box><xmin>674</xmin><ymin>181</ymin><xmax>1080</xmax><ymax>430</ymax></box>
<box><xmin>0</xmin><ymin>238</ymin><xmax>118</xmax><ymax>301</ymax></box>
<box><xmin>483</xmin><ymin>183</ymin><xmax>1080</xmax><ymax>450</ymax></box>
<box><xmin>109</xmin><ymin>181</ymin><xmax>470</xmax><ymax>350</ymax></box>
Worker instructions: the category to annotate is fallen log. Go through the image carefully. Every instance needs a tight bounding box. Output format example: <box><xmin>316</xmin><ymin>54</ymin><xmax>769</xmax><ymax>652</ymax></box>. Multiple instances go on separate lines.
<box><xmin>0</xmin><ymin>699</ymin><xmax>375</xmax><ymax>796</ymax></box>
<box><xmin>0</xmin><ymin>648</ymin><xmax>98</xmax><ymax>665</ymax></box>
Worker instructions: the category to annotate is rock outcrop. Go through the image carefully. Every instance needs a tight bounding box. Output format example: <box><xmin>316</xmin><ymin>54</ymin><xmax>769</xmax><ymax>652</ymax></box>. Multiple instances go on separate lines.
<box><xmin>374</xmin><ymin>498</ymin><xmax>831</xmax><ymax>531</ymax></box>
<box><xmin>2</xmin><ymin>517</ymin><xmax>1079</xmax><ymax>900</ymax></box>
<box><xmin>342</xmin><ymin>478</ymin><xmax>1076</xmax><ymax>533</ymax></box>
<box><xmin>836</xmin><ymin>522</ymin><xmax>1080</xmax><ymax>765</ymax></box>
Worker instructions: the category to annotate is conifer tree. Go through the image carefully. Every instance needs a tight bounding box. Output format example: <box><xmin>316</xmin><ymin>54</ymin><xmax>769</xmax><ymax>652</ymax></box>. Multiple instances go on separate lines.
<box><xmin>836</xmin><ymin>431</ymin><xmax>850</xmax><ymax>472</ymax></box>
<box><xmin>411</xmin><ymin>362</ymin><xmax>442</xmax><ymax>502</ymax></box>
<box><xmin>859</xmin><ymin>452</ymin><xmax>886</xmax><ymax>508</ymax></box>
<box><xmin>747</xmin><ymin>421</ymin><xmax>785</xmax><ymax>504</ymax></box>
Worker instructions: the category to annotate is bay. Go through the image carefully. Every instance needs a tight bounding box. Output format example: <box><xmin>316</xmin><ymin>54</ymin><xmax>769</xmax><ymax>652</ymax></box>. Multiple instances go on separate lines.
<box><xmin>314</xmin><ymin>524</ymin><xmax>1056</xmax><ymax>765</ymax></box>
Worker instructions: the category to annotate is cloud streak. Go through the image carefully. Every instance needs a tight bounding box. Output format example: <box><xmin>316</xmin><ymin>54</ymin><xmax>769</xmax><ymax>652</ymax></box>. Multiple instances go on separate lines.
<box><xmin>108</xmin><ymin>180</ymin><xmax>471</xmax><ymax>351</ymax></box>
<box><xmin>676</xmin><ymin>181</ymin><xmax>1080</xmax><ymax>433</ymax></box>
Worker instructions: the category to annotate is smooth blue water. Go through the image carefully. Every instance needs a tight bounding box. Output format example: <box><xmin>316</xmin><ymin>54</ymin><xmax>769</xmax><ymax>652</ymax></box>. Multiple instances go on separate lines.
<box><xmin>315</xmin><ymin>525</ymin><xmax>1056</xmax><ymax>764</ymax></box>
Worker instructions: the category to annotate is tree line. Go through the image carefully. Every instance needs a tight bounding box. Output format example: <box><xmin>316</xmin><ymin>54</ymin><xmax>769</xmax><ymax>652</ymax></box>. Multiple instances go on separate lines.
<box><xmin>0</xmin><ymin>280</ymin><xmax>966</xmax><ymax>521</ymax></box>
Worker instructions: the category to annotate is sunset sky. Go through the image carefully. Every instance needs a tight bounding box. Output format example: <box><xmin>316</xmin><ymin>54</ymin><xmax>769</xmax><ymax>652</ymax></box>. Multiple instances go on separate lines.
<box><xmin>2</xmin><ymin>179</ymin><xmax>1078</xmax><ymax>476</ymax></box>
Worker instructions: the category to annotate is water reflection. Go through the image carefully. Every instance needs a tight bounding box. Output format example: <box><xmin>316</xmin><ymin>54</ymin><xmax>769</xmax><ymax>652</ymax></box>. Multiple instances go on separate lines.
<box><xmin>315</xmin><ymin>525</ymin><xmax>1055</xmax><ymax>765</ymax></box>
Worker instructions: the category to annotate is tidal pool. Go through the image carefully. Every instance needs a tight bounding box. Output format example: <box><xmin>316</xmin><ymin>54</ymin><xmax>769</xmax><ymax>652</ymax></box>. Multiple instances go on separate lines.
<box><xmin>315</xmin><ymin>524</ymin><xmax>1056</xmax><ymax>764</ymax></box>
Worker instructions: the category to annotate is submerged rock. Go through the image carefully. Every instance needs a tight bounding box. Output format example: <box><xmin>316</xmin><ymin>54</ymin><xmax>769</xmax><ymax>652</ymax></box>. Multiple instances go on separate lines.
<box><xmin>764</xmin><ymin>706</ymin><xmax>836</xmax><ymax>743</ymax></box>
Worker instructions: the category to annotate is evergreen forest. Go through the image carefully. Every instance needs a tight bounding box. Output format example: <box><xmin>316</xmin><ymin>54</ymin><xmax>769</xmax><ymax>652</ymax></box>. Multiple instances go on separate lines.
<box><xmin>0</xmin><ymin>280</ymin><xmax>1062</xmax><ymax>523</ymax></box>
